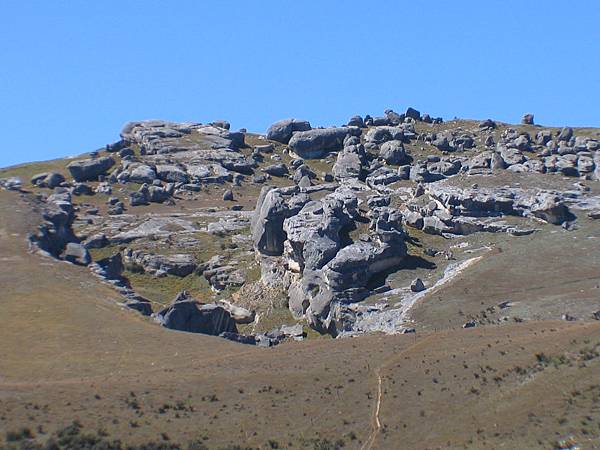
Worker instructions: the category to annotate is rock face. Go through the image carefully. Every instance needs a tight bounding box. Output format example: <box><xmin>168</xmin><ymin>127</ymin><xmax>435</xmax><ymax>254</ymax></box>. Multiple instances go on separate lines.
<box><xmin>252</xmin><ymin>186</ymin><xmax>407</xmax><ymax>336</ymax></box>
<box><xmin>20</xmin><ymin>108</ymin><xmax>600</xmax><ymax>345</ymax></box>
<box><xmin>266</xmin><ymin>119</ymin><xmax>311</xmax><ymax>144</ymax></box>
<box><xmin>155</xmin><ymin>292</ymin><xmax>238</xmax><ymax>335</ymax></box>
<box><xmin>380</xmin><ymin>140</ymin><xmax>409</xmax><ymax>165</ymax></box>
<box><xmin>288</xmin><ymin>127</ymin><xmax>359</xmax><ymax>159</ymax></box>
<box><xmin>67</xmin><ymin>157</ymin><xmax>115</xmax><ymax>182</ymax></box>
<box><xmin>251</xmin><ymin>187</ymin><xmax>309</xmax><ymax>256</ymax></box>
<box><xmin>529</xmin><ymin>193</ymin><xmax>572</xmax><ymax>225</ymax></box>
<box><xmin>63</xmin><ymin>242</ymin><xmax>91</xmax><ymax>266</ymax></box>
<box><xmin>31</xmin><ymin>172</ymin><xmax>65</xmax><ymax>188</ymax></box>
<box><xmin>123</xmin><ymin>249</ymin><xmax>197</xmax><ymax>277</ymax></box>
<box><xmin>522</xmin><ymin>113</ymin><xmax>534</xmax><ymax>125</ymax></box>
<box><xmin>333</xmin><ymin>143</ymin><xmax>367</xmax><ymax>180</ymax></box>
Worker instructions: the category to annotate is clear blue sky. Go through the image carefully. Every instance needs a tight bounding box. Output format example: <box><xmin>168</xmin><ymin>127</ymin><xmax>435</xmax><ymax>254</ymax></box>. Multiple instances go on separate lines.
<box><xmin>1</xmin><ymin>1</ymin><xmax>599</xmax><ymax>168</ymax></box>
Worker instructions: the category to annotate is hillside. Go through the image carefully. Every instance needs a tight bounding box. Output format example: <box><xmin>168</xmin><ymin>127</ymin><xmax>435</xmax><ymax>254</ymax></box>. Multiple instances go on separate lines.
<box><xmin>1</xmin><ymin>109</ymin><xmax>599</xmax><ymax>449</ymax></box>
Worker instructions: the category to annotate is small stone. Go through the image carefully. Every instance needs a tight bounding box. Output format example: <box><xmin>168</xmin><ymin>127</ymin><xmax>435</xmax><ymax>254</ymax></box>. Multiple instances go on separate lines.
<box><xmin>410</xmin><ymin>278</ymin><xmax>426</xmax><ymax>292</ymax></box>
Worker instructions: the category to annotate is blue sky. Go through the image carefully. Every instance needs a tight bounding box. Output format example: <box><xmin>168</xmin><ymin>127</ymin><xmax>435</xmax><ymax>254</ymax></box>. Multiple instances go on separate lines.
<box><xmin>1</xmin><ymin>0</ymin><xmax>599</xmax><ymax>168</ymax></box>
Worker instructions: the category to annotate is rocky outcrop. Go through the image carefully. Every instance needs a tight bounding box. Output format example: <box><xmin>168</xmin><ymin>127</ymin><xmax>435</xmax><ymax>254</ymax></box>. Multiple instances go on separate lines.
<box><xmin>29</xmin><ymin>189</ymin><xmax>79</xmax><ymax>259</ymax></box>
<box><xmin>266</xmin><ymin>119</ymin><xmax>311</xmax><ymax>144</ymax></box>
<box><xmin>288</xmin><ymin>127</ymin><xmax>359</xmax><ymax>159</ymax></box>
<box><xmin>31</xmin><ymin>172</ymin><xmax>65</xmax><ymax>188</ymax></box>
<box><xmin>67</xmin><ymin>156</ymin><xmax>115</xmax><ymax>182</ymax></box>
<box><xmin>123</xmin><ymin>249</ymin><xmax>197</xmax><ymax>277</ymax></box>
<box><xmin>253</xmin><ymin>186</ymin><xmax>407</xmax><ymax>336</ymax></box>
<box><xmin>62</xmin><ymin>243</ymin><xmax>91</xmax><ymax>266</ymax></box>
<box><xmin>332</xmin><ymin>143</ymin><xmax>367</xmax><ymax>180</ymax></box>
<box><xmin>251</xmin><ymin>187</ymin><xmax>310</xmax><ymax>256</ymax></box>
<box><xmin>155</xmin><ymin>291</ymin><xmax>238</xmax><ymax>335</ymax></box>
<box><xmin>198</xmin><ymin>255</ymin><xmax>246</xmax><ymax>291</ymax></box>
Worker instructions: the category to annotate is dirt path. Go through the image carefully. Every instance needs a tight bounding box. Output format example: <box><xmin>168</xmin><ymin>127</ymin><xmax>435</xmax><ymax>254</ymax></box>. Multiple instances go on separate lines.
<box><xmin>361</xmin><ymin>334</ymin><xmax>437</xmax><ymax>450</ymax></box>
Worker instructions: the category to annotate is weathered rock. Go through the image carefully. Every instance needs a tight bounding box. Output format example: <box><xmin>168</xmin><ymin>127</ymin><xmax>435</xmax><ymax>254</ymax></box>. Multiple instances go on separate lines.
<box><xmin>288</xmin><ymin>127</ymin><xmax>358</xmax><ymax>159</ymax></box>
<box><xmin>379</xmin><ymin>140</ymin><xmax>409</xmax><ymax>165</ymax></box>
<box><xmin>283</xmin><ymin>191</ymin><xmax>357</xmax><ymax>272</ymax></box>
<box><xmin>129</xmin><ymin>185</ymin><xmax>150</xmax><ymax>206</ymax></box>
<box><xmin>262</xmin><ymin>163</ymin><xmax>289</xmax><ymax>177</ymax></box>
<box><xmin>536</xmin><ymin>130</ymin><xmax>553</xmax><ymax>146</ymax></box>
<box><xmin>530</xmin><ymin>193</ymin><xmax>572</xmax><ymax>225</ymax></box>
<box><xmin>266</xmin><ymin>119</ymin><xmax>311</xmax><ymax>144</ymax></box>
<box><xmin>411</xmin><ymin>278</ymin><xmax>426</xmax><ymax>292</ymax></box>
<box><xmin>63</xmin><ymin>242</ymin><xmax>91</xmax><ymax>266</ymax></box>
<box><xmin>252</xmin><ymin>188</ymin><xmax>309</xmax><ymax>256</ymax></box>
<box><xmin>365</xmin><ymin>126</ymin><xmax>405</xmax><ymax>145</ymax></box>
<box><xmin>223</xmin><ymin>189</ymin><xmax>234</xmax><ymax>201</ymax></box>
<box><xmin>500</xmin><ymin>147</ymin><xmax>526</xmax><ymax>166</ymax></box>
<box><xmin>293</xmin><ymin>164</ymin><xmax>317</xmax><ymax>183</ymax></box>
<box><xmin>129</xmin><ymin>165</ymin><xmax>156</xmax><ymax>184</ymax></box>
<box><xmin>67</xmin><ymin>156</ymin><xmax>115</xmax><ymax>182</ymax></box>
<box><xmin>521</xmin><ymin>113</ymin><xmax>534</xmax><ymax>125</ymax></box>
<box><xmin>155</xmin><ymin>292</ymin><xmax>238</xmax><ymax>335</ymax></box>
<box><xmin>332</xmin><ymin>145</ymin><xmax>366</xmax><ymax>180</ymax></box>
<box><xmin>216</xmin><ymin>300</ymin><xmax>255</xmax><ymax>324</ymax></box>
<box><xmin>198</xmin><ymin>255</ymin><xmax>246</xmax><ymax>290</ymax></box>
<box><xmin>156</xmin><ymin>164</ymin><xmax>189</xmax><ymax>183</ymax></box>
<box><xmin>479</xmin><ymin>119</ymin><xmax>497</xmax><ymax>129</ymax></box>
<box><xmin>558</xmin><ymin>127</ymin><xmax>573</xmax><ymax>142</ymax></box>
<box><xmin>83</xmin><ymin>233</ymin><xmax>109</xmax><ymax>249</ymax></box>
<box><xmin>405</xmin><ymin>107</ymin><xmax>421</xmax><ymax>120</ymax></box>
<box><xmin>124</xmin><ymin>249</ymin><xmax>197</xmax><ymax>277</ymax></box>
<box><xmin>422</xmin><ymin>216</ymin><xmax>452</xmax><ymax>235</ymax></box>
<box><xmin>31</xmin><ymin>172</ymin><xmax>65</xmax><ymax>188</ymax></box>
<box><xmin>347</xmin><ymin>115</ymin><xmax>365</xmax><ymax>128</ymax></box>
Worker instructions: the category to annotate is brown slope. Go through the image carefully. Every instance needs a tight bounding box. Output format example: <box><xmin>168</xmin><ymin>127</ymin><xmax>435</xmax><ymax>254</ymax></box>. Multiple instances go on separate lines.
<box><xmin>1</xmin><ymin>189</ymin><xmax>599</xmax><ymax>449</ymax></box>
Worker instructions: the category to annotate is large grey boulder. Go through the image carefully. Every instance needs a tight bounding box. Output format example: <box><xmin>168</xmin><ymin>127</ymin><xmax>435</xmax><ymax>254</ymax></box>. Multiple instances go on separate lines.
<box><xmin>262</xmin><ymin>163</ymin><xmax>289</xmax><ymax>177</ymax></box>
<box><xmin>155</xmin><ymin>292</ymin><xmax>238</xmax><ymax>335</ymax></box>
<box><xmin>558</xmin><ymin>127</ymin><xmax>574</xmax><ymax>142</ymax></box>
<box><xmin>67</xmin><ymin>156</ymin><xmax>115</xmax><ymax>182</ymax></box>
<box><xmin>283</xmin><ymin>191</ymin><xmax>357</xmax><ymax>272</ymax></box>
<box><xmin>266</xmin><ymin>119</ymin><xmax>311</xmax><ymax>144</ymax></box>
<box><xmin>530</xmin><ymin>193</ymin><xmax>572</xmax><ymax>225</ymax></box>
<box><xmin>63</xmin><ymin>242</ymin><xmax>91</xmax><ymax>266</ymax></box>
<box><xmin>365</xmin><ymin>126</ymin><xmax>405</xmax><ymax>145</ymax></box>
<box><xmin>156</xmin><ymin>165</ymin><xmax>189</xmax><ymax>183</ymax></box>
<box><xmin>380</xmin><ymin>140</ymin><xmax>409</xmax><ymax>165</ymax></box>
<box><xmin>252</xmin><ymin>188</ymin><xmax>309</xmax><ymax>256</ymax></box>
<box><xmin>129</xmin><ymin>185</ymin><xmax>150</xmax><ymax>206</ymax></box>
<box><xmin>288</xmin><ymin>127</ymin><xmax>358</xmax><ymax>159</ymax></box>
<box><xmin>124</xmin><ymin>249</ymin><xmax>197</xmax><ymax>277</ymax></box>
<box><xmin>198</xmin><ymin>255</ymin><xmax>246</xmax><ymax>291</ymax></box>
<box><xmin>31</xmin><ymin>172</ymin><xmax>65</xmax><ymax>188</ymax></box>
<box><xmin>347</xmin><ymin>115</ymin><xmax>365</xmax><ymax>128</ymax></box>
<box><xmin>556</xmin><ymin>154</ymin><xmax>579</xmax><ymax>177</ymax></box>
<box><xmin>129</xmin><ymin>165</ymin><xmax>156</xmax><ymax>184</ymax></box>
<box><xmin>500</xmin><ymin>147</ymin><xmax>526</xmax><ymax>166</ymax></box>
<box><xmin>405</xmin><ymin>107</ymin><xmax>421</xmax><ymax>120</ymax></box>
<box><xmin>521</xmin><ymin>113</ymin><xmax>534</xmax><ymax>125</ymax></box>
<box><xmin>332</xmin><ymin>145</ymin><xmax>366</xmax><ymax>180</ymax></box>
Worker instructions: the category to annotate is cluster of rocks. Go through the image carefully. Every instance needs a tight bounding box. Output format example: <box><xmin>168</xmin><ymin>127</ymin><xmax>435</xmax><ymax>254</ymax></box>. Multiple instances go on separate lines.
<box><xmin>154</xmin><ymin>290</ymin><xmax>304</xmax><ymax>346</ymax></box>
<box><xmin>12</xmin><ymin>107</ymin><xmax>600</xmax><ymax>343</ymax></box>
<box><xmin>252</xmin><ymin>185</ymin><xmax>407</xmax><ymax>335</ymax></box>
<box><xmin>398</xmin><ymin>183</ymin><xmax>575</xmax><ymax>236</ymax></box>
<box><xmin>123</xmin><ymin>249</ymin><xmax>197</xmax><ymax>277</ymax></box>
<box><xmin>28</xmin><ymin>187</ymin><xmax>88</xmax><ymax>263</ymax></box>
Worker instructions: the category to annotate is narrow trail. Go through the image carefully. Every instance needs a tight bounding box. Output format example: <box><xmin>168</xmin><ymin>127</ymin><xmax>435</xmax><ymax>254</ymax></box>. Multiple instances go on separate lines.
<box><xmin>360</xmin><ymin>334</ymin><xmax>436</xmax><ymax>450</ymax></box>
